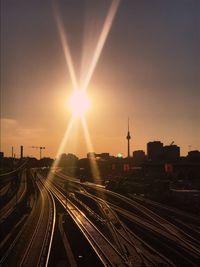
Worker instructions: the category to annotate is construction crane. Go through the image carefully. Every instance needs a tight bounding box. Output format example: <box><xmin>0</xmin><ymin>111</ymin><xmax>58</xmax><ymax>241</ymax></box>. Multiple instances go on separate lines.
<box><xmin>31</xmin><ymin>146</ymin><xmax>45</xmax><ymax>159</ymax></box>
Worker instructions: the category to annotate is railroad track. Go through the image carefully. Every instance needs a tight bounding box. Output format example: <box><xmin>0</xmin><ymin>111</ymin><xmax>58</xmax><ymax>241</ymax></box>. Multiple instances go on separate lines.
<box><xmin>53</xmin><ymin>174</ymin><xmax>200</xmax><ymax>251</ymax></box>
<box><xmin>128</xmin><ymin>194</ymin><xmax>200</xmax><ymax>238</ymax></box>
<box><xmin>68</xmin><ymin>192</ymin><xmax>147</xmax><ymax>266</ymax></box>
<box><xmin>70</xmin><ymin>189</ymin><xmax>176</xmax><ymax>267</ymax></box>
<box><xmin>0</xmin><ymin>182</ymin><xmax>11</xmax><ymax>198</ymax></box>
<box><xmin>46</xmin><ymin>176</ymin><xmax>174</xmax><ymax>266</ymax></box>
<box><xmin>77</xmin><ymin>183</ymin><xmax>200</xmax><ymax>248</ymax></box>
<box><xmin>39</xmin><ymin>175</ymin><xmax>129</xmax><ymax>267</ymax></box>
<box><xmin>0</xmin><ymin>169</ymin><xmax>27</xmax><ymax>223</ymax></box>
<box><xmin>0</xmin><ymin>173</ymin><xmax>56</xmax><ymax>267</ymax></box>
<box><xmin>19</xmin><ymin>179</ymin><xmax>56</xmax><ymax>267</ymax></box>
<box><xmin>43</xmin><ymin>171</ymin><xmax>200</xmax><ymax>266</ymax></box>
<box><xmin>71</xmin><ymin>187</ymin><xmax>200</xmax><ymax>266</ymax></box>
<box><xmin>80</xmin><ymin>187</ymin><xmax>200</xmax><ymax>256</ymax></box>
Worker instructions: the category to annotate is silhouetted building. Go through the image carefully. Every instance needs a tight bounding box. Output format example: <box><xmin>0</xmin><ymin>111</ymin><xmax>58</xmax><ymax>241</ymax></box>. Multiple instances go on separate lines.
<box><xmin>147</xmin><ymin>141</ymin><xmax>163</xmax><ymax>161</ymax></box>
<box><xmin>163</xmin><ymin>145</ymin><xmax>180</xmax><ymax>161</ymax></box>
<box><xmin>95</xmin><ymin>153</ymin><xmax>110</xmax><ymax>160</ymax></box>
<box><xmin>58</xmin><ymin>153</ymin><xmax>78</xmax><ymax>176</ymax></box>
<box><xmin>87</xmin><ymin>152</ymin><xmax>96</xmax><ymax>159</ymax></box>
<box><xmin>132</xmin><ymin>150</ymin><xmax>146</xmax><ymax>165</ymax></box>
<box><xmin>0</xmin><ymin>152</ymin><xmax>4</xmax><ymax>159</ymax></box>
<box><xmin>87</xmin><ymin>152</ymin><xmax>110</xmax><ymax>160</ymax></box>
<box><xmin>59</xmin><ymin>153</ymin><xmax>78</xmax><ymax>166</ymax></box>
<box><xmin>188</xmin><ymin>150</ymin><xmax>200</xmax><ymax>162</ymax></box>
<box><xmin>39</xmin><ymin>157</ymin><xmax>54</xmax><ymax>167</ymax></box>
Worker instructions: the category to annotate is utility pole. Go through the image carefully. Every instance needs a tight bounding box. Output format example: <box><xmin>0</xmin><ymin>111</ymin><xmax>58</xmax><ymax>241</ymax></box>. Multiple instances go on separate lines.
<box><xmin>20</xmin><ymin>145</ymin><xmax>24</xmax><ymax>158</ymax></box>
<box><xmin>31</xmin><ymin>146</ymin><xmax>45</xmax><ymax>159</ymax></box>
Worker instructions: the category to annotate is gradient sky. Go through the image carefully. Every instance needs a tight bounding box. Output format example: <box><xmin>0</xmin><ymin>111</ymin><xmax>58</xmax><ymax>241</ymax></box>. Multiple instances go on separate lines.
<box><xmin>1</xmin><ymin>0</ymin><xmax>200</xmax><ymax>159</ymax></box>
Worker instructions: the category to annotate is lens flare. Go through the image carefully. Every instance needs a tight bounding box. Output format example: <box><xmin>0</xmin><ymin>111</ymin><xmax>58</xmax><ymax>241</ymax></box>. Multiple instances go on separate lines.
<box><xmin>47</xmin><ymin>116</ymin><xmax>75</xmax><ymax>181</ymax></box>
<box><xmin>81</xmin><ymin>116</ymin><xmax>101</xmax><ymax>183</ymax></box>
<box><xmin>82</xmin><ymin>0</ymin><xmax>120</xmax><ymax>91</ymax></box>
<box><xmin>53</xmin><ymin>1</ymin><xmax>78</xmax><ymax>90</ymax></box>
<box><xmin>68</xmin><ymin>90</ymin><xmax>91</xmax><ymax>117</ymax></box>
<box><xmin>49</xmin><ymin>0</ymin><xmax>121</xmax><ymax>184</ymax></box>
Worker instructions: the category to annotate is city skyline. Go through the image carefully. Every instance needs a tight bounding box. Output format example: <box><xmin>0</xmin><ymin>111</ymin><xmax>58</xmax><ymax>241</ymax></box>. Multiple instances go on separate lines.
<box><xmin>1</xmin><ymin>0</ymin><xmax>200</xmax><ymax>158</ymax></box>
<box><xmin>0</xmin><ymin>138</ymin><xmax>193</xmax><ymax>160</ymax></box>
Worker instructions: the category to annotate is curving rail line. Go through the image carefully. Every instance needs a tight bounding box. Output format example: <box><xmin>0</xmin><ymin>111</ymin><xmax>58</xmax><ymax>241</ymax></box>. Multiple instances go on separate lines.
<box><xmin>0</xmin><ymin>170</ymin><xmax>27</xmax><ymax>223</ymax></box>
<box><xmin>0</xmin><ymin>173</ymin><xmax>56</xmax><ymax>267</ymax></box>
<box><xmin>71</xmin><ymin>189</ymin><xmax>176</xmax><ymax>267</ymax></box>
<box><xmin>19</xmin><ymin>179</ymin><xmax>56</xmax><ymax>267</ymax></box>
<box><xmin>39</xmin><ymin>175</ymin><xmax>129</xmax><ymax>267</ymax></box>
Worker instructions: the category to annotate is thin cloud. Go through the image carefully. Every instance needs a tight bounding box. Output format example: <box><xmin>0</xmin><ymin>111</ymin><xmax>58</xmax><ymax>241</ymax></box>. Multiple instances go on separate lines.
<box><xmin>1</xmin><ymin>118</ymin><xmax>46</xmax><ymax>156</ymax></box>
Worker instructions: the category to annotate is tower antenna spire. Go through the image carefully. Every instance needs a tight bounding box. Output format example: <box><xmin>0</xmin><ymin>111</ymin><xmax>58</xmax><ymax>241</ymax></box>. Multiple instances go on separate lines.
<box><xmin>128</xmin><ymin>117</ymin><xmax>129</xmax><ymax>131</ymax></box>
<box><xmin>126</xmin><ymin>117</ymin><xmax>131</xmax><ymax>158</ymax></box>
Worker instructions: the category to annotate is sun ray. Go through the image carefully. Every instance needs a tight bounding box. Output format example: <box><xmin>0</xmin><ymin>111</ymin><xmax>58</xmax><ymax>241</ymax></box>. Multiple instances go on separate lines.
<box><xmin>48</xmin><ymin>1</ymin><xmax>120</xmax><ymax>185</ymax></box>
<box><xmin>47</xmin><ymin>116</ymin><xmax>75</xmax><ymax>181</ymax></box>
<box><xmin>80</xmin><ymin>116</ymin><xmax>101</xmax><ymax>183</ymax></box>
<box><xmin>82</xmin><ymin>0</ymin><xmax>120</xmax><ymax>91</ymax></box>
<box><xmin>53</xmin><ymin>1</ymin><xmax>78</xmax><ymax>90</ymax></box>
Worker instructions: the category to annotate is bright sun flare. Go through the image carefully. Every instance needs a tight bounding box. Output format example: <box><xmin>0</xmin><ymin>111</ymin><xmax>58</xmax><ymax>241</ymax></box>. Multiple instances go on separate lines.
<box><xmin>68</xmin><ymin>90</ymin><xmax>91</xmax><ymax>117</ymax></box>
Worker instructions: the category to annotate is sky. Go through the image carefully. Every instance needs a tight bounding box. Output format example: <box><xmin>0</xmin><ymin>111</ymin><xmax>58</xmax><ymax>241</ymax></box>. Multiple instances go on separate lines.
<box><xmin>1</xmin><ymin>0</ymin><xmax>200</xmax><ymax>159</ymax></box>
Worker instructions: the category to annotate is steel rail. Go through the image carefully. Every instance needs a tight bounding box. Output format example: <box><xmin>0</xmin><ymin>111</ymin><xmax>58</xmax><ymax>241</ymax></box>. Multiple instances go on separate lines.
<box><xmin>52</xmin><ymin>171</ymin><xmax>200</xmax><ymax>265</ymax></box>
<box><xmin>124</xmin><ymin>226</ymin><xmax>195</xmax><ymax>267</ymax></box>
<box><xmin>80</xmin><ymin>184</ymin><xmax>200</xmax><ymax>252</ymax></box>
<box><xmin>0</xmin><ymin>173</ymin><xmax>38</xmax><ymax>266</ymax></box>
<box><xmin>128</xmin><ymin>194</ymin><xmax>200</xmax><ymax>240</ymax></box>
<box><xmin>71</xmin><ymin>187</ymin><xmax>200</xmax><ymax>263</ymax></box>
<box><xmin>36</xmin><ymin>178</ymin><xmax>56</xmax><ymax>267</ymax></box>
<box><xmin>41</xmin><ymin>177</ymin><xmax>128</xmax><ymax>267</ymax></box>
<box><xmin>54</xmin><ymin>171</ymin><xmax>200</xmax><ymax>242</ymax></box>
<box><xmin>113</xmin><ymin>207</ymin><xmax>200</xmax><ymax>266</ymax></box>
<box><xmin>52</xmin><ymin>177</ymin><xmax>176</xmax><ymax>267</ymax></box>
<box><xmin>109</xmin><ymin>201</ymin><xmax>200</xmax><ymax>257</ymax></box>
<box><xmin>52</xmin><ymin>174</ymin><xmax>200</xmax><ymax>255</ymax></box>
<box><xmin>19</xmin><ymin>178</ymin><xmax>55</xmax><ymax>267</ymax></box>
<box><xmin>38</xmin><ymin>177</ymin><xmax>59</xmax><ymax>267</ymax></box>
<box><xmin>72</xmin><ymin>189</ymin><xmax>175</xmax><ymax>267</ymax></box>
<box><xmin>0</xmin><ymin>182</ymin><xmax>11</xmax><ymax>197</ymax></box>
<box><xmin>67</xmin><ymin>202</ymin><xmax>127</xmax><ymax>267</ymax></box>
<box><xmin>49</xmin><ymin>178</ymin><xmax>136</xmax><ymax>262</ymax></box>
<box><xmin>129</xmin><ymin>194</ymin><xmax>200</xmax><ymax>222</ymax></box>
<box><xmin>0</xmin><ymin>159</ymin><xmax>29</xmax><ymax>177</ymax></box>
<box><xmin>19</xmin><ymin>181</ymin><xmax>46</xmax><ymax>266</ymax></box>
<box><xmin>74</xmin><ymin>190</ymin><xmax>178</xmax><ymax>240</ymax></box>
<box><xmin>116</xmin><ymin>226</ymin><xmax>176</xmax><ymax>267</ymax></box>
<box><xmin>0</xmin><ymin>170</ymin><xmax>27</xmax><ymax>223</ymax></box>
<box><xmin>69</xmin><ymin>192</ymin><xmax>135</xmax><ymax>264</ymax></box>
<box><xmin>51</xmin><ymin>177</ymin><xmax>192</xmax><ymax>258</ymax></box>
<box><xmin>124</xmin><ymin>225</ymin><xmax>177</xmax><ymax>267</ymax></box>
<box><xmin>0</xmin><ymin>216</ymin><xmax>28</xmax><ymax>265</ymax></box>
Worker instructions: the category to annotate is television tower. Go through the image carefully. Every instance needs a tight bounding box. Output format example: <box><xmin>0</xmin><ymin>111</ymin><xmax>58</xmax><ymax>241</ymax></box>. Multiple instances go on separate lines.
<box><xmin>126</xmin><ymin>118</ymin><xmax>131</xmax><ymax>158</ymax></box>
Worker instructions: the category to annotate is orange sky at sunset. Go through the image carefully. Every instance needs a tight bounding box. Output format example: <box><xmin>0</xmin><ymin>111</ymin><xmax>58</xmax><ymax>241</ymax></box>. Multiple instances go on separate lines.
<box><xmin>1</xmin><ymin>0</ymin><xmax>200</xmax><ymax>159</ymax></box>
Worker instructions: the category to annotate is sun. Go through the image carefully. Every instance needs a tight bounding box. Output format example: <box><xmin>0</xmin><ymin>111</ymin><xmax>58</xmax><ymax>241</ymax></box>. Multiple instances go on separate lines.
<box><xmin>68</xmin><ymin>89</ymin><xmax>91</xmax><ymax>117</ymax></box>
